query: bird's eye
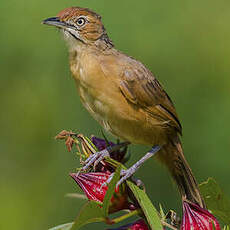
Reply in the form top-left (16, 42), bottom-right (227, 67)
top-left (76, 17), bottom-right (86, 26)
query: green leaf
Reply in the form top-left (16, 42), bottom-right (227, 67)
top-left (70, 201), bottom-right (105, 230)
top-left (102, 165), bottom-right (121, 217)
top-left (199, 178), bottom-right (230, 225)
top-left (127, 181), bottom-right (163, 230)
top-left (49, 223), bottom-right (73, 230)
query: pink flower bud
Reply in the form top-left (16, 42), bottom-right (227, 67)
top-left (181, 201), bottom-right (221, 230)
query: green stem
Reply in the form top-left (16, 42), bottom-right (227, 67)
top-left (110, 209), bottom-right (141, 224)
top-left (161, 221), bottom-right (178, 230)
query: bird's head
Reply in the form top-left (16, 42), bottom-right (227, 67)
top-left (43, 7), bottom-right (113, 48)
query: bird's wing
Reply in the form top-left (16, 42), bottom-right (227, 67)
top-left (119, 61), bottom-right (182, 134)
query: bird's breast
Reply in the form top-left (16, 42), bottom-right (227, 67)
top-left (79, 83), bottom-right (112, 133)
top-left (71, 58), bottom-right (114, 133)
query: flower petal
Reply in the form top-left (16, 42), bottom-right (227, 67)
top-left (91, 136), bottom-right (115, 151)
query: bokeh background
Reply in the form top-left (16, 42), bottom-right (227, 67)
top-left (1, 0), bottom-right (230, 229)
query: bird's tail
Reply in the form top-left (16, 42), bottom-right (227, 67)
top-left (157, 136), bottom-right (205, 208)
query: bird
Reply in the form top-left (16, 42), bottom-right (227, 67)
top-left (43, 7), bottom-right (205, 208)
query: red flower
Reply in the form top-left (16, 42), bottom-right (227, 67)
top-left (70, 172), bottom-right (111, 203)
top-left (107, 219), bottom-right (149, 230)
top-left (70, 172), bottom-right (130, 213)
top-left (181, 201), bottom-right (221, 230)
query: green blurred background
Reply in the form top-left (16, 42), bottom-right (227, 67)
top-left (1, 0), bottom-right (230, 229)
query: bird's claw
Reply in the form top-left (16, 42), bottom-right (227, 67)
top-left (82, 148), bottom-right (110, 171)
top-left (82, 142), bottom-right (130, 171)
top-left (93, 150), bottom-right (110, 170)
top-left (116, 168), bottom-right (136, 187)
top-left (100, 172), bottom-right (114, 190)
top-left (100, 168), bottom-right (137, 189)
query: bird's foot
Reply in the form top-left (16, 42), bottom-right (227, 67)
top-left (82, 148), bottom-right (110, 171)
top-left (116, 167), bottom-right (148, 188)
top-left (102, 145), bottom-right (161, 188)
top-left (101, 169), bottom-right (145, 190)
top-left (117, 145), bottom-right (161, 186)
top-left (82, 142), bottom-right (130, 171)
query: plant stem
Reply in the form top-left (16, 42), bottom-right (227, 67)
top-left (161, 220), bottom-right (178, 230)
top-left (109, 209), bottom-right (141, 224)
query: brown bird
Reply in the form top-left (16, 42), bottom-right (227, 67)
top-left (43, 7), bottom-right (205, 208)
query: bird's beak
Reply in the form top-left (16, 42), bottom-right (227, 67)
top-left (42, 16), bottom-right (82, 42)
top-left (42, 17), bottom-right (71, 29)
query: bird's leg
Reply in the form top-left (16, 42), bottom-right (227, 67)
top-left (116, 145), bottom-right (161, 187)
top-left (82, 141), bottom-right (130, 170)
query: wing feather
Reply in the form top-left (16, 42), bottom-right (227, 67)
top-left (120, 64), bottom-right (182, 134)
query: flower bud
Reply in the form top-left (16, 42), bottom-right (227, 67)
top-left (181, 201), bottom-right (220, 230)
top-left (70, 172), bottom-right (129, 213)
top-left (70, 172), bottom-right (110, 203)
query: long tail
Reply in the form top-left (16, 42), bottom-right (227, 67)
top-left (157, 136), bottom-right (205, 208)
